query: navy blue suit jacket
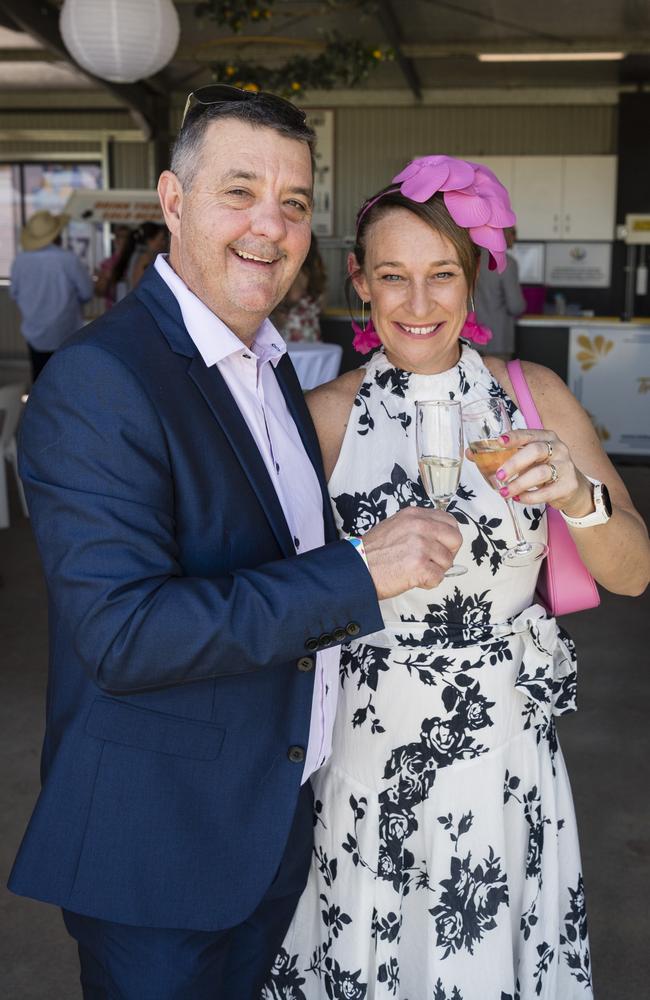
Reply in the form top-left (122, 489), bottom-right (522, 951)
top-left (9, 267), bottom-right (383, 930)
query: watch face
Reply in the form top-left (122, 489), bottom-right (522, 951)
top-left (601, 483), bottom-right (613, 517)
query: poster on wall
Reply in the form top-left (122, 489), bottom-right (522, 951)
top-left (305, 110), bottom-right (334, 237)
top-left (568, 326), bottom-right (650, 455)
top-left (545, 242), bottom-right (611, 287)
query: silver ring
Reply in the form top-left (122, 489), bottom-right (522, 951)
top-left (548, 463), bottom-right (559, 484)
top-left (545, 441), bottom-right (554, 460)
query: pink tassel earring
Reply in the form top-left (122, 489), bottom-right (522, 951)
top-left (461, 295), bottom-right (493, 345)
top-left (351, 300), bottom-right (381, 354)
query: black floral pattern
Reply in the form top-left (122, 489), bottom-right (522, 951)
top-left (560, 877), bottom-right (592, 990)
top-left (264, 346), bottom-right (591, 999)
top-left (430, 847), bottom-right (509, 956)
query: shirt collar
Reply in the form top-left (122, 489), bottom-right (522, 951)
top-left (154, 254), bottom-right (286, 368)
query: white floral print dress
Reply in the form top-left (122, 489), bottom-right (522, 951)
top-left (263, 345), bottom-right (593, 1000)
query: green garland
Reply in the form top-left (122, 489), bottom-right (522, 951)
top-left (211, 36), bottom-right (392, 96)
top-left (194, 1), bottom-right (276, 33)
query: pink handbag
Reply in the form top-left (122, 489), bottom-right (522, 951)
top-left (506, 360), bottom-right (600, 616)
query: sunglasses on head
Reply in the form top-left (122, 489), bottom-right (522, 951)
top-left (181, 84), bottom-right (307, 129)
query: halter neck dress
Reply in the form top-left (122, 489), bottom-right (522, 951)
top-left (263, 345), bottom-right (593, 1000)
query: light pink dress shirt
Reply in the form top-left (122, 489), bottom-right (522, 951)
top-left (154, 255), bottom-right (339, 781)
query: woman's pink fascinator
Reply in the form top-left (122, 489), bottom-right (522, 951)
top-left (351, 154), bottom-right (515, 352)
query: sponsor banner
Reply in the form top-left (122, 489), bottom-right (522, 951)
top-left (568, 326), bottom-right (650, 455)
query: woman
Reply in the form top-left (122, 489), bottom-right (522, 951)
top-left (127, 221), bottom-right (168, 289)
top-left (94, 225), bottom-right (136, 308)
top-left (272, 232), bottom-right (327, 342)
top-left (263, 156), bottom-right (649, 999)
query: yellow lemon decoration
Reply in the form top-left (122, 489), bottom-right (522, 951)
top-left (291, 81), bottom-right (301, 91)
top-left (576, 334), bottom-right (614, 372)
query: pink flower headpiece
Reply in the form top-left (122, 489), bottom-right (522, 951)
top-left (352, 154), bottom-right (514, 353)
top-left (356, 154), bottom-right (516, 274)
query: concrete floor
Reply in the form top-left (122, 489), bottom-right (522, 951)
top-left (1, 455), bottom-right (648, 999)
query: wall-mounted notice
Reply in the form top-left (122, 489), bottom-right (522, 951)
top-left (568, 325), bottom-right (650, 455)
top-left (305, 110), bottom-right (334, 237)
top-left (545, 242), bottom-right (611, 287)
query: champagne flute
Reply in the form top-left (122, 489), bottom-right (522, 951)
top-left (415, 399), bottom-right (467, 577)
top-left (462, 397), bottom-right (548, 567)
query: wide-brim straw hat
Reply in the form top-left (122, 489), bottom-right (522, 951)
top-left (20, 210), bottom-right (70, 251)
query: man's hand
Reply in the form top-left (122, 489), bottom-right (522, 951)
top-left (362, 507), bottom-right (462, 600)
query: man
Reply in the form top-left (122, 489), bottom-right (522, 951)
top-left (9, 87), bottom-right (461, 998)
top-left (10, 210), bottom-right (94, 380)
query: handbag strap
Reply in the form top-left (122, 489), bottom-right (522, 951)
top-left (506, 359), bottom-right (543, 430)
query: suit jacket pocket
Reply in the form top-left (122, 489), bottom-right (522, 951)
top-left (85, 698), bottom-right (225, 760)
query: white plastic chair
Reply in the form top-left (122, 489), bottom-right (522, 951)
top-left (0, 383), bottom-right (29, 529)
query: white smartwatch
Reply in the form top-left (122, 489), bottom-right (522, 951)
top-left (560, 476), bottom-right (612, 528)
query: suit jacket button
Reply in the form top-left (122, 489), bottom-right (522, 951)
top-left (318, 632), bottom-right (333, 648)
top-left (288, 746), bottom-right (305, 764)
top-left (305, 637), bottom-right (319, 652)
top-left (345, 621), bottom-right (361, 637)
top-left (333, 627), bottom-right (347, 642)
top-left (297, 656), bottom-right (315, 672)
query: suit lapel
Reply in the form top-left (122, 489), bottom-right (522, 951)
top-left (273, 354), bottom-right (338, 542)
top-left (136, 269), bottom-right (297, 558)
top-left (188, 357), bottom-right (296, 558)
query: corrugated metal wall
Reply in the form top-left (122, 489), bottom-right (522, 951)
top-left (110, 141), bottom-right (153, 188)
top-left (334, 104), bottom-right (617, 235)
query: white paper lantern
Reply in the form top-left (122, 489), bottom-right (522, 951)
top-left (60, 0), bottom-right (180, 83)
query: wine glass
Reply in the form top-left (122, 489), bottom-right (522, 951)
top-left (415, 399), bottom-right (467, 577)
top-left (462, 397), bottom-right (548, 567)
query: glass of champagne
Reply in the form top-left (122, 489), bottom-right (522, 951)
top-left (462, 396), bottom-right (548, 567)
top-left (415, 399), bottom-right (467, 577)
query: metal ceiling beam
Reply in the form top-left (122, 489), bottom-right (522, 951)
top-left (0, 0), bottom-right (167, 139)
top-left (402, 38), bottom-right (650, 58)
top-left (0, 48), bottom-right (56, 61)
top-left (375, 0), bottom-right (422, 101)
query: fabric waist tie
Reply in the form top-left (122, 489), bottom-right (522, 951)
top-left (358, 604), bottom-right (577, 719)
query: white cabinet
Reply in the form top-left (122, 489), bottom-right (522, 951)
top-left (511, 158), bottom-right (565, 239)
top-left (464, 155), bottom-right (617, 241)
top-left (561, 157), bottom-right (617, 240)
top-left (511, 156), bottom-right (617, 241)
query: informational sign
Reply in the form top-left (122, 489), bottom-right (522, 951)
top-left (545, 242), bottom-right (611, 288)
top-left (62, 189), bottom-right (164, 225)
top-left (510, 242), bottom-right (545, 283)
top-left (305, 110), bottom-right (334, 237)
top-left (568, 325), bottom-right (650, 455)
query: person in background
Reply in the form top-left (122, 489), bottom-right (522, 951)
top-left (474, 224), bottom-right (526, 359)
top-left (271, 232), bottom-right (326, 342)
top-left (94, 225), bottom-right (137, 309)
top-left (10, 210), bottom-right (93, 381)
top-left (128, 221), bottom-right (168, 289)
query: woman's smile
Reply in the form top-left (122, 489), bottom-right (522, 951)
top-left (393, 320), bottom-right (446, 338)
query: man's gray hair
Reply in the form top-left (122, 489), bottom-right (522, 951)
top-left (170, 99), bottom-right (316, 191)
